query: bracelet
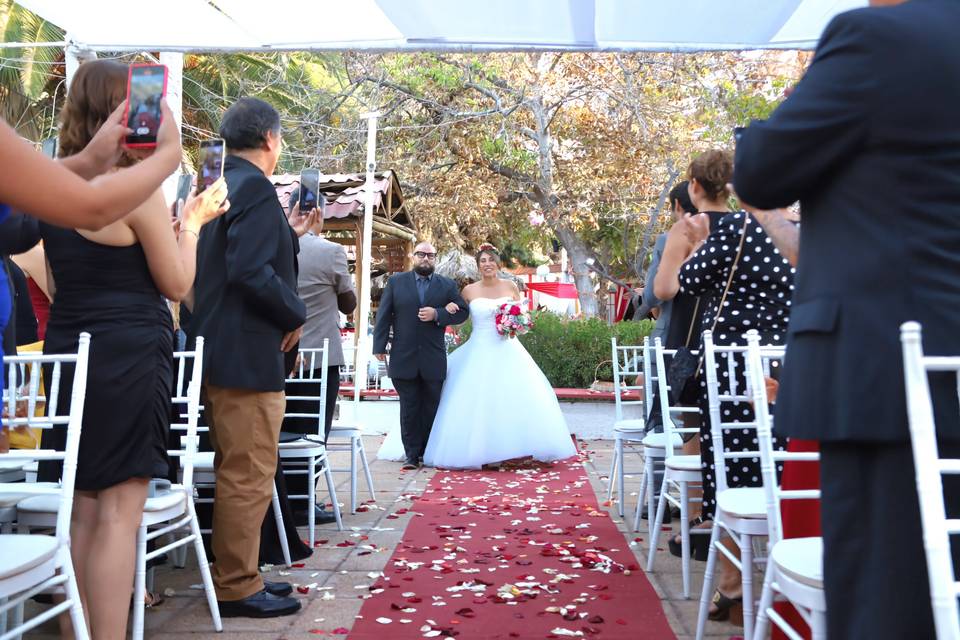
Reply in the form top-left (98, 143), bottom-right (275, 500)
top-left (182, 229), bottom-right (200, 240)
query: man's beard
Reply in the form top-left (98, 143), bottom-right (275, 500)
top-left (414, 264), bottom-right (434, 277)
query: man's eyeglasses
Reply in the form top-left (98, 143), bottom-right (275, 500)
top-left (413, 251), bottom-right (437, 259)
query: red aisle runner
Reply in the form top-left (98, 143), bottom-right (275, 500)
top-left (348, 457), bottom-right (676, 639)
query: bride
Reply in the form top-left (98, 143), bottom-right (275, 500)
top-left (378, 243), bottom-right (577, 469)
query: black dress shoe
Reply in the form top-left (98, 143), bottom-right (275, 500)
top-left (401, 458), bottom-right (419, 470)
top-left (313, 505), bottom-right (338, 525)
top-left (263, 581), bottom-right (293, 597)
top-left (294, 505), bottom-right (339, 526)
top-left (218, 589), bottom-right (301, 618)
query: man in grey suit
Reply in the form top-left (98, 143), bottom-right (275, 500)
top-left (282, 189), bottom-right (357, 524)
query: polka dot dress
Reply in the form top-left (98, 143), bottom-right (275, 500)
top-left (679, 211), bottom-right (796, 519)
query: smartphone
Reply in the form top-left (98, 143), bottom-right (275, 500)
top-left (40, 136), bottom-right (58, 159)
top-left (299, 168), bottom-right (321, 215)
top-left (174, 173), bottom-right (194, 217)
top-left (123, 64), bottom-right (168, 148)
top-left (196, 138), bottom-right (225, 194)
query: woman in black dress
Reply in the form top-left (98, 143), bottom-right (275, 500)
top-left (40, 60), bottom-right (227, 640)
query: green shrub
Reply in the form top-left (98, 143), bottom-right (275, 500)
top-left (452, 312), bottom-right (654, 388)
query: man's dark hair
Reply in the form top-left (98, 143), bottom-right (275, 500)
top-left (219, 97), bottom-right (281, 152)
top-left (669, 180), bottom-right (697, 215)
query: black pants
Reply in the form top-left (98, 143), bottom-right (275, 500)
top-left (392, 375), bottom-right (443, 461)
top-left (281, 365), bottom-right (340, 442)
top-left (820, 440), bottom-right (960, 639)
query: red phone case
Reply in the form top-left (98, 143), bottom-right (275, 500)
top-left (123, 63), bottom-right (169, 149)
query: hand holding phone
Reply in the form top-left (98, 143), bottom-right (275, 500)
top-left (123, 64), bottom-right (168, 148)
top-left (197, 139), bottom-right (225, 194)
top-left (299, 168), bottom-right (321, 215)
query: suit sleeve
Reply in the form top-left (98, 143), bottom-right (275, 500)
top-left (224, 183), bottom-right (305, 332)
top-left (642, 234), bottom-right (667, 309)
top-left (373, 275), bottom-right (395, 354)
top-left (333, 246), bottom-right (354, 294)
top-left (435, 281), bottom-right (469, 327)
top-left (733, 11), bottom-right (877, 209)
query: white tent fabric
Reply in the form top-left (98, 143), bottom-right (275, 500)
top-left (17, 0), bottom-right (865, 53)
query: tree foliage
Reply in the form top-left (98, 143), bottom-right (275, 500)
top-left (0, 3), bottom-right (807, 315)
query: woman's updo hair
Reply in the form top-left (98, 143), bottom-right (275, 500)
top-left (476, 242), bottom-right (501, 265)
top-left (688, 149), bottom-right (733, 201)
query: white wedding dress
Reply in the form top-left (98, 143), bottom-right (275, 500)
top-left (377, 297), bottom-right (577, 468)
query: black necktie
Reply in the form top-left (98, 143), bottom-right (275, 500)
top-left (417, 276), bottom-right (428, 306)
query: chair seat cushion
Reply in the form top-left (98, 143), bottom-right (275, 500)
top-left (192, 452), bottom-right (214, 470)
top-left (613, 419), bottom-right (646, 431)
top-left (0, 534), bottom-right (57, 579)
top-left (144, 486), bottom-right (186, 512)
top-left (0, 482), bottom-right (59, 507)
top-left (716, 487), bottom-right (766, 519)
top-left (664, 454), bottom-right (701, 471)
top-left (15, 493), bottom-right (58, 514)
top-left (642, 432), bottom-right (684, 449)
top-left (772, 537), bottom-right (824, 589)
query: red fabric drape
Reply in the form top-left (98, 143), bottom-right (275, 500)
top-left (526, 281), bottom-right (579, 299)
top-left (772, 439), bottom-right (821, 640)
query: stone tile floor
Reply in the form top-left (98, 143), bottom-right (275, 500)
top-left (22, 437), bottom-right (743, 640)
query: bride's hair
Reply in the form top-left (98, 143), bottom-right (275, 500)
top-left (476, 242), bottom-right (500, 265)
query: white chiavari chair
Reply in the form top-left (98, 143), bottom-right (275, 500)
top-left (608, 337), bottom-right (648, 520)
top-left (0, 334), bottom-right (91, 640)
top-left (646, 337), bottom-right (705, 599)
top-left (280, 342), bottom-right (344, 544)
top-left (900, 321), bottom-right (960, 639)
top-left (695, 331), bottom-right (785, 640)
top-left (745, 332), bottom-right (824, 640)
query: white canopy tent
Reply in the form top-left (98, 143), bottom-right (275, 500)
top-left (9, 0), bottom-right (865, 393)
top-left (15, 0), bottom-right (865, 52)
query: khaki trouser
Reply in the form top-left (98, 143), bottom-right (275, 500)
top-left (203, 384), bottom-right (285, 601)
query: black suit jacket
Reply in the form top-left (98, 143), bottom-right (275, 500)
top-left (372, 271), bottom-right (468, 381)
top-left (734, 0), bottom-right (960, 442)
top-left (189, 155), bottom-right (306, 392)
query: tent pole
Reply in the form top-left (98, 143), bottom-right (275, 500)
top-left (354, 112), bottom-right (380, 402)
top-left (64, 35), bottom-right (96, 92)
top-left (159, 52), bottom-right (184, 205)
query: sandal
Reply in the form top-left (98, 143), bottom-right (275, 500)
top-left (132, 591), bottom-right (165, 610)
top-left (707, 589), bottom-right (742, 622)
top-left (667, 516), bottom-right (711, 561)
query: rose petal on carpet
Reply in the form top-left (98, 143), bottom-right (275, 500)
top-left (347, 457), bottom-right (676, 639)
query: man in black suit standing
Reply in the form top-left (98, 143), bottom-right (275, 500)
top-left (373, 242), bottom-right (469, 469)
top-left (190, 97), bottom-right (316, 619)
top-left (733, 1), bottom-right (960, 637)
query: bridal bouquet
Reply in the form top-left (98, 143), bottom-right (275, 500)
top-left (495, 302), bottom-right (533, 339)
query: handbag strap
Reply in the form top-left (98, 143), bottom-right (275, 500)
top-left (706, 212), bottom-right (751, 338)
top-left (683, 297), bottom-right (701, 349)
top-left (693, 212), bottom-right (751, 374)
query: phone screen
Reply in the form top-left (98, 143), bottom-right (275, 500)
top-left (125, 65), bottom-right (166, 147)
top-left (197, 139), bottom-right (225, 193)
top-left (175, 174), bottom-right (193, 217)
top-left (299, 168), bottom-right (320, 214)
top-left (41, 137), bottom-right (58, 159)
